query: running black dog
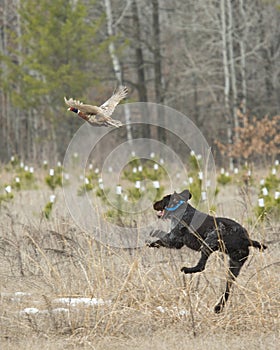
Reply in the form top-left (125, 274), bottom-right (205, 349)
top-left (148, 189), bottom-right (267, 313)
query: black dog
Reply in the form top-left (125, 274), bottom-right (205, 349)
top-left (148, 189), bottom-right (267, 313)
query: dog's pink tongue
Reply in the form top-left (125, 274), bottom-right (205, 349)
top-left (157, 210), bottom-right (164, 217)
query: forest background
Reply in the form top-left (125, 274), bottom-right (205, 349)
top-left (0, 0), bottom-right (279, 166)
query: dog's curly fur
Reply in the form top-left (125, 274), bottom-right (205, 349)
top-left (148, 189), bottom-right (267, 313)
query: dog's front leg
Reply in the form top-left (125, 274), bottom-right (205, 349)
top-left (181, 250), bottom-right (209, 273)
top-left (181, 230), bottom-right (219, 274)
top-left (147, 230), bottom-right (184, 249)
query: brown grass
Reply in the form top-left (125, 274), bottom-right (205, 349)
top-left (0, 187), bottom-right (279, 349)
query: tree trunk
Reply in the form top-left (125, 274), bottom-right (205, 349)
top-left (131, 0), bottom-right (148, 103)
top-left (257, 2), bottom-right (274, 107)
top-left (103, 0), bottom-right (132, 143)
top-left (152, 0), bottom-right (163, 105)
top-left (220, 0), bottom-right (233, 169)
top-left (238, 0), bottom-right (247, 115)
top-left (131, 0), bottom-right (150, 140)
top-left (151, 0), bottom-right (165, 142)
top-left (14, 0), bottom-right (22, 156)
top-left (227, 0), bottom-right (238, 141)
top-left (1, 0), bottom-right (11, 159)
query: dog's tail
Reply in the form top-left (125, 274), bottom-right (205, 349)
top-left (251, 240), bottom-right (267, 251)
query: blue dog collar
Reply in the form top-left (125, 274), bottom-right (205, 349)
top-left (165, 200), bottom-right (185, 212)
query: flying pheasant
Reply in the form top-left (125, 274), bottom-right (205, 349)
top-left (64, 86), bottom-right (128, 127)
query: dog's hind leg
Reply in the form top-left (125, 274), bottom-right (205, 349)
top-left (214, 253), bottom-right (248, 313)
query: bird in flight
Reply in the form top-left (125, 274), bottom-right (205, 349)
top-left (64, 86), bottom-right (128, 127)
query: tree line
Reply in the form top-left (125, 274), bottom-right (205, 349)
top-left (0, 0), bottom-right (279, 165)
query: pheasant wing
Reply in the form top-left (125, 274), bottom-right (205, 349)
top-left (99, 86), bottom-right (128, 117)
top-left (89, 113), bottom-right (123, 128)
top-left (104, 117), bottom-right (123, 127)
top-left (64, 97), bottom-right (83, 108)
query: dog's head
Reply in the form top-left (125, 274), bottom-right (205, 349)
top-left (153, 189), bottom-right (192, 219)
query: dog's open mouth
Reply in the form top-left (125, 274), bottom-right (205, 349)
top-left (157, 210), bottom-right (165, 218)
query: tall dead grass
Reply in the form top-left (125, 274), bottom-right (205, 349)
top-left (0, 188), bottom-right (279, 349)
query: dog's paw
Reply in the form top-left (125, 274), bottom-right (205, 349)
top-left (146, 240), bottom-right (161, 248)
top-left (181, 266), bottom-right (191, 274)
top-left (214, 304), bottom-right (223, 314)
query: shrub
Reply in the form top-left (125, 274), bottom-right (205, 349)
top-left (45, 167), bottom-right (63, 190)
top-left (216, 111), bottom-right (280, 164)
top-left (217, 173), bottom-right (232, 186)
top-left (255, 170), bottom-right (280, 221)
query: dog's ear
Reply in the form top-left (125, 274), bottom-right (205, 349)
top-left (179, 189), bottom-right (192, 200)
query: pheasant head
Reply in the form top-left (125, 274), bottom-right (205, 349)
top-left (68, 107), bottom-right (79, 113)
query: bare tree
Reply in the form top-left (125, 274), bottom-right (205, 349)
top-left (220, 0), bottom-right (233, 168)
top-left (103, 0), bottom-right (132, 142)
top-left (1, 0), bottom-right (280, 164)
top-left (227, 0), bottom-right (238, 140)
top-left (238, 0), bottom-right (247, 115)
top-left (0, 0), bottom-right (11, 159)
top-left (0, 0), bottom-right (25, 160)
top-left (131, 0), bottom-right (148, 103)
top-left (151, 0), bottom-right (166, 142)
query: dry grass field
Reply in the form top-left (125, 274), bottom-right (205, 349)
top-left (0, 174), bottom-right (279, 349)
